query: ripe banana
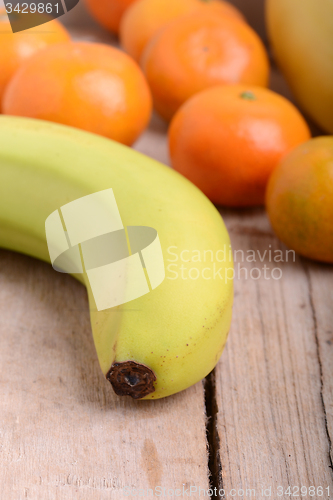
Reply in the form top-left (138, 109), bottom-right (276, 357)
top-left (0, 116), bottom-right (233, 399)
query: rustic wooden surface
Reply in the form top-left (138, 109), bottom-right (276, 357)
top-left (216, 211), bottom-right (333, 497)
top-left (0, 1), bottom-right (332, 499)
top-left (0, 251), bottom-right (210, 499)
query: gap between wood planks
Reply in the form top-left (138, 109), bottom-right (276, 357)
top-left (203, 265), bottom-right (333, 500)
top-left (304, 265), bottom-right (333, 472)
top-left (204, 370), bottom-right (223, 499)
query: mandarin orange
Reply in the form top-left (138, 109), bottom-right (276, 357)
top-left (120, 0), bottom-right (245, 62)
top-left (142, 12), bottom-right (269, 121)
top-left (169, 85), bottom-right (311, 206)
top-left (3, 42), bottom-right (152, 146)
top-left (0, 9), bottom-right (70, 109)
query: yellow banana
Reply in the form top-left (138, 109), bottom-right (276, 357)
top-left (0, 116), bottom-right (233, 399)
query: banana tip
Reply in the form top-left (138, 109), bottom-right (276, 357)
top-left (107, 361), bottom-right (156, 399)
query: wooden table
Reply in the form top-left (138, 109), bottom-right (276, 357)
top-left (0, 1), bottom-right (332, 498)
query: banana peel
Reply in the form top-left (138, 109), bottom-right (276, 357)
top-left (0, 116), bottom-right (233, 400)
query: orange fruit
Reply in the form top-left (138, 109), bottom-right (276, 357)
top-left (142, 12), bottom-right (269, 121)
top-left (120, 0), bottom-right (245, 63)
top-left (3, 42), bottom-right (152, 146)
top-left (266, 136), bottom-right (333, 263)
top-left (85, 0), bottom-right (136, 34)
top-left (0, 9), bottom-right (70, 109)
top-left (169, 85), bottom-right (311, 207)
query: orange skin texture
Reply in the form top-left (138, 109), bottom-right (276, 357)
top-left (142, 13), bottom-right (269, 121)
top-left (120, 0), bottom-right (245, 63)
top-left (266, 136), bottom-right (333, 264)
top-left (84, 0), bottom-right (136, 34)
top-left (3, 42), bottom-right (152, 146)
top-left (169, 85), bottom-right (311, 207)
top-left (0, 9), bottom-right (70, 108)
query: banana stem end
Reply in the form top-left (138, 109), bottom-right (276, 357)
top-left (107, 361), bottom-right (156, 399)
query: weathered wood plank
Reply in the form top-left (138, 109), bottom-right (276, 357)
top-left (0, 250), bottom-right (209, 499)
top-left (306, 264), bottom-right (333, 467)
top-left (214, 209), bottom-right (333, 498)
top-left (0, 7), bottom-right (210, 495)
top-left (1, 0), bottom-right (332, 498)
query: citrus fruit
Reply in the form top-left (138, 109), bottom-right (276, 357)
top-left (142, 12), bottom-right (269, 121)
top-left (169, 84), bottom-right (311, 206)
top-left (120, 0), bottom-right (245, 63)
top-left (0, 9), bottom-right (70, 109)
top-left (3, 42), bottom-right (152, 146)
top-left (266, 136), bottom-right (333, 263)
top-left (85, 0), bottom-right (136, 34)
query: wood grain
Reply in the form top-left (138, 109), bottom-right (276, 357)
top-left (214, 210), bottom-right (333, 497)
top-left (0, 250), bottom-right (210, 499)
top-left (0, 11), bottom-right (209, 491)
top-left (0, 0), bottom-right (332, 498)
top-left (306, 264), bottom-right (333, 467)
